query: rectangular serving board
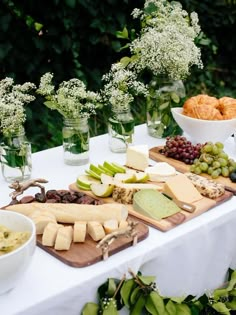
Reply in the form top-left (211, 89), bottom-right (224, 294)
top-left (36, 219), bottom-right (149, 268)
top-left (149, 146), bottom-right (236, 194)
top-left (69, 182), bottom-right (233, 232)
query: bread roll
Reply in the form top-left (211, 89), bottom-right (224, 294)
top-left (42, 223), bottom-right (63, 247)
top-left (29, 211), bottom-right (57, 235)
top-left (54, 226), bottom-right (73, 250)
top-left (87, 222), bottom-right (105, 241)
top-left (73, 221), bottom-right (87, 243)
top-left (5, 203), bottom-right (128, 223)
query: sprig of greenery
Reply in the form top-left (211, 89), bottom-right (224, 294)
top-left (81, 268), bottom-right (236, 315)
top-left (37, 72), bottom-right (102, 119)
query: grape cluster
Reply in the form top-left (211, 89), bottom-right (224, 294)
top-left (190, 142), bottom-right (236, 179)
top-left (160, 136), bottom-right (202, 164)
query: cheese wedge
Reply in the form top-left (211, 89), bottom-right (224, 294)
top-left (87, 222), bottom-right (105, 241)
top-left (126, 145), bottom-right (149, 171)
top-left (133, 189), bottom-right (181, 220)
top-left (163, 173), bottom-right (203, 204)
top-left (73, 221), bottom-right (87, 243)
top-left (54, 226), bottom-right (73, 250)
top-left (42, 223), bottom-right (63, 247)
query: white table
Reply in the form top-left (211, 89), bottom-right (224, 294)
top-left (1, 124), bottom-right (236, 315)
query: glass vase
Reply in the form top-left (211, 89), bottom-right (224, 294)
top-left (108, 106), bottom-right (135, 153)
top-left (0, 128), bottom-right (32, 182)
top-left (146, 75), bottom-right (186, 138)
top-left (62, 117), bottom-right (89, 166)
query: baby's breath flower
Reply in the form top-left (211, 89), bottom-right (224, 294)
top-left (0, 77), bottom-right (36, 137)
top-left (37, 73), bottom-right (101, 119)
top-left (129, 0), bottom-right (203, 80)
top-left (102, 63), bottom-right (148, 111)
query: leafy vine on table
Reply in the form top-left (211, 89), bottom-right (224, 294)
top-left (81, 268), bottom-right (236, 315)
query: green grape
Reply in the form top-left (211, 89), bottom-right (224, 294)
top-left (202, 143), bottom-right (213, 153)
top-left (218, 158), bottom-right (228, 167)
top-left (221, 167), bottom-right (229, 177)
top-left (190, 165), bottom-right (196, 172)
top-left (215, 142), bottom-right (224, 149)
top-left (207, 167), bottom-right (214, 175)
top-left (200, 162), bottom-right (208, 172)
top-left (229, 165), bottom-right (235, 173)
top-left (228, 158), bottom-right (236, 167)
top-left (193, 158), bottom-right (200, 164)
top-left (193, 166), bottom-right (202, 175)
top-left (211, 169), bottom-right (221, 179)
top-left (219, 151), bottom-right (229, 160)
top-left (212, 145), bottom-right (219, 155)
top-left (212, 161), bottom-right (221, 169)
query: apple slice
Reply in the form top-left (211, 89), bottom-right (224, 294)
top-left (90, 164), bottom-right (103, 176)
top-left (111, 162), bottom-right (126, 173)
top-left (76, 182), bottom-right (92, 191)
top-left (114, 173), bottom-right (137, 183)
top-left (98, 164), bottom-right (114, 176)
top-left (85, 169), bottom-right (101, 180)
top-left (90, 183), bottom-right (114, 198)
top-left (135, 172), bottom-right (149, 183)
top-left (100, 173), bottom-right (115, 185)
top-left (77, 174), bottom-right (100, 189)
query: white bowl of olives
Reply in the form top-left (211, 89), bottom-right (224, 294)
top-left (0, 210), bottom-right (36, 295)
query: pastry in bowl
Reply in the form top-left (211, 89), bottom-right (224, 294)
top-left (182, 94), bottom-right (236, 120)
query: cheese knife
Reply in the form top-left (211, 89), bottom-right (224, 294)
top-left (162, 193), bottom-right (196, 213)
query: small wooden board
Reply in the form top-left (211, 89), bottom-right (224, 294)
top-left (69, 183), bottom-right (233, 232)
top-left (149, 146), bottom-right (236, 194)
top-left (37, 221), bottom-right (149, 267)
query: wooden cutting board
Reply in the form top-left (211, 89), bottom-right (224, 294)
top-left (149, 146), bottom-right (236, 194)
top-left (37, 220), bottom-right (148, 267)
top-left (69, 183), bottom-right (233, 232)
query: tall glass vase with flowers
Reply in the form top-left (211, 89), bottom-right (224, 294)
top-left (0, 78), bottom-right (36, 182)
top-left (102, 63), bottom-right (148, 153)
top-left (118, 0), bottom-right (203, 138)
top-left (37, 73), bottom-right (101, 165)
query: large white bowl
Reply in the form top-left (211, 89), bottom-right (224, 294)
top-left (0, 210), bottom-right (36, 295)
top-left (171, 107), bottom-right (236, 143)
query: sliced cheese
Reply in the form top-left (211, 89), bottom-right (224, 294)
top-left (133, 189), bottom-right (181, 220)
top-left (163, 173), bottom-right (203, 204)
top-left (42, 223), bottom-right (63, 247)
top-left (73, 221), bottom-right (87, 243)
top-left (126, 145), bottom-right (149, 171)
top-left (87, 222), bottom-right (105, 241)
top-left (54, 226), bottom-right (73, 250)
top-left (103, 219), bottom-right (119, 234)
top-left (112, 183), bottom-right (162, 204)
top-left (31, 215), bottom-right (57, 235)
top-left (145, 162), bottom-right (176, 182)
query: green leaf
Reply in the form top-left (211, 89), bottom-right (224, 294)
top-left (226, 270), bottom-right (236, 291)
top-left (130, 295), bottom-right (146, 315)
top-left (102, 298), bottom-right (119, 315)
top-left (120, 56), bottom-right (131, 67)
top-left (226, 299), bottom-right (236, 310)
top-left (213, 288), bottom-right (229, 301)
top-left (159, 101), bottom-right (169, 111)
top-left (120, 279), bottom-right (136, 308)
top-left (212, 302), bottom-right (231, 315)
top-left (165, 300), bottom-right (176, 315)
top-left (107, 278), bottom-right (117, 296)
top-left (138, 275), bottom-right (156, 286)
top-left (175, 304), bottom-right (192, 315)
top-left (130, 286), bottom-right (141, 305)
top-left (81, 302), bottom-right (99, 315)
top-left (171, 93), bottom-right (180, 103)
top-left (34, 22), bottom-right (43, 31)
top-left (116, 27), bottom-right (129, 39)
top-left (145, 291), bottom-right (165, 315)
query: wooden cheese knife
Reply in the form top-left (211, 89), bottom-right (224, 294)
top-left (162, 193), bottom-right (196, 213)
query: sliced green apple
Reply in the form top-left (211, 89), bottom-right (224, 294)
top-left (111, 162), bottom-right (126, 173)
top-left (76, 174), bottom-right (100, 189)
top-left (90, 164), bottom-right (103, 176)
top-left (76, 182), bottom-right (92, 191)
top-left (98, 164), bottom-right (114, 176)
top-left (90, 183), bottom-right (114, 197)
top-left (85, 169), bottom-right (101, 180)
top-left (100, 173), bottom-right (114, 185)
top-left (135, 172), bottom-right (149, 183)
top-left (114, 173), bottom-right (137, 183)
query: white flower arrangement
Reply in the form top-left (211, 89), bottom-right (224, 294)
top-left (0, 77), bottom-right (36, 137)
top-left (127, 0), bottom-right (203, 80)
top-left (102, 62), bottom-right (148, 111)
top-left (37, 72), bottom-right (101, 119)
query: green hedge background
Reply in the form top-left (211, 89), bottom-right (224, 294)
top-left (1, 0), bottom-right (236, 152)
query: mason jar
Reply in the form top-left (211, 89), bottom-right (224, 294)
top-left (62, 117), bottom-right (89, 165)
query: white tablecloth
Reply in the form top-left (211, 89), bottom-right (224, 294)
top-left (1, 124), bottom-right (236, 315)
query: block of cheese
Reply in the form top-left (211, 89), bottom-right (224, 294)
top-left (103, 219), bottom-right (119, 234)
top-left (145, 162), bottom-right (176, 182)
top-left (54, 226), bottom-right (73, 250)
top-left (42, 223), bottom-right (63, 247)
top-left (73, 221), bottom-right (87, 243)
top-left (112, 183), bottom-right (162, 204)
top-left (126, 145), bottom-right (149, 171)
top-left (133, 189), bottom-right (181, 220)
top-left (87, 222), bottom-right (105, 241)
top-left (163, 173), bottom-right (203, 204)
